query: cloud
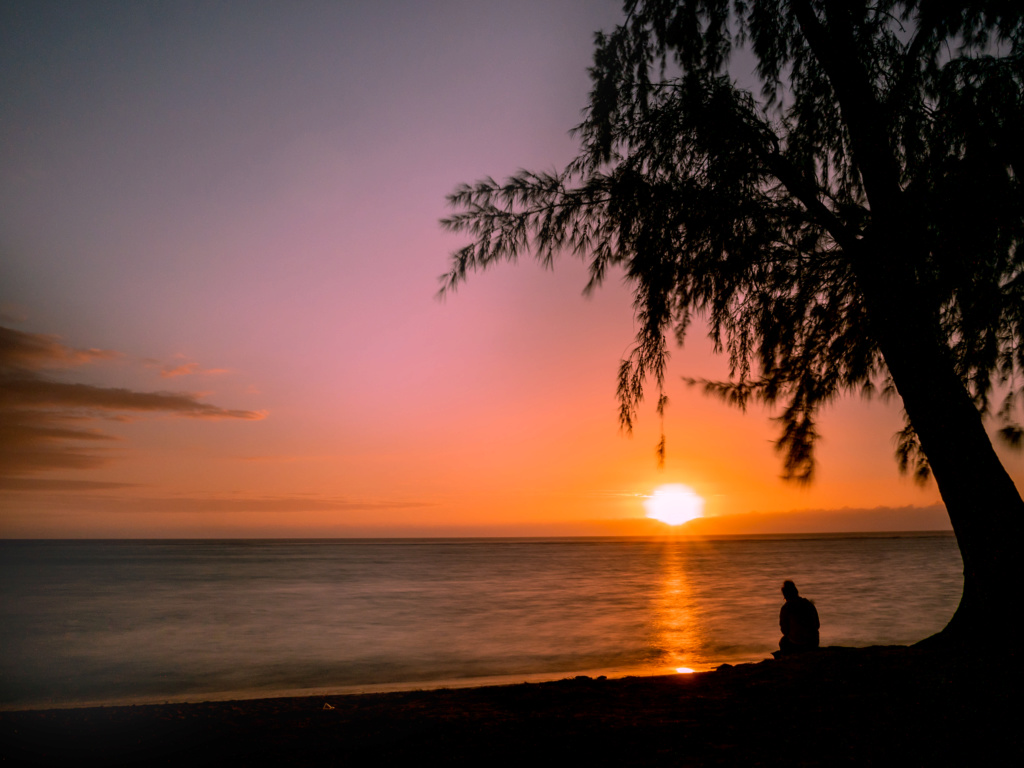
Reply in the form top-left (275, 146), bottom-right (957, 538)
top-left (2, 490), bottom-right (434, 513)
top-left (160, 362), bottom-right (231, 378)
top-left (0, 325), bottom-right (265, 484)
top-left (0, 378), bottom-right (265, 419)
top-left (0, 410), bottom-right (116, 474)
top-left (0, 325), bottom-right (119, 371)
top-left (148, 355), bottom-right (230, 378)
top-left (0, 477), bottom-right (139, 491)
top-left (127, 495), bottom-right (433, 514)
top-left (158, 361), bottom-right (200, 378)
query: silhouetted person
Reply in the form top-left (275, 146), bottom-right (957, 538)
top-left (776, 580), bottom-right (819, 655)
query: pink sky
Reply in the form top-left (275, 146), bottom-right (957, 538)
top-left (1, 1), bottom-right (1018, 537)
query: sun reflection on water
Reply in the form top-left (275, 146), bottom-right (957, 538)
top-left (653, 540), bottom-right (711, 673)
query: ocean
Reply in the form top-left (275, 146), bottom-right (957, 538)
top-left (0, 533), bottom-right (962, 710)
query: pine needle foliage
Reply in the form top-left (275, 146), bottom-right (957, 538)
top-left (441, 1), bottom-right (1024, 482)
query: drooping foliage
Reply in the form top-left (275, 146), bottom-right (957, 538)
top-left (441, 0), bottom-right (1024, 481)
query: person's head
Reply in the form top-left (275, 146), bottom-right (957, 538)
top-left (781, 580), bottom-right (799, 600)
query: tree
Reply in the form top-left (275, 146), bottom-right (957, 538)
top-left (441, 0), bottom-right (1023, 644)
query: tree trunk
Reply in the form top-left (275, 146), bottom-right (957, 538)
top-left (855, 239), bottom-right (1024, 645)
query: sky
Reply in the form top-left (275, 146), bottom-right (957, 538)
top-left (1, 0), bottom-right (1019, 538)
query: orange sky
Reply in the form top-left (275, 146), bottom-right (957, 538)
top-left (2, 2), bottom-right (1020, 538)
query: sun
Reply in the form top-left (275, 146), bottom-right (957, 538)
top-left (644, 484), bottom-right (705, 526)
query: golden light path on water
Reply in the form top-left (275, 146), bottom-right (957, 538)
top-left (653, 538), bottom-right (709, 675)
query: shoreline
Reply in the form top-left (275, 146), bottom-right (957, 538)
top-left (0, 662), bottom-right (719, 713)
top-left (2, 644), bottom-right (1019, 766)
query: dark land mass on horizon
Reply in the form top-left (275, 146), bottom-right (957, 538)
top-left (2, 645), bottom-right (1018, 766)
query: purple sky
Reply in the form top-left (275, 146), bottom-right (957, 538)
top-left (2, 1), bottom-right (1013, 537)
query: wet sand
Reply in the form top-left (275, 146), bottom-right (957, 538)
top-left (1, 645), bottom-right (1018, 766)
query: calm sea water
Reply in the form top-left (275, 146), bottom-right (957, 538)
top-left (0, 533), bottom-right (962, 709)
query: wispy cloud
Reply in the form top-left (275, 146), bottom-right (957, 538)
top-left (0, 410), bottom-right (116, 474)
top-left (146, 355), bottom-right (230, 379)
top-left (1, 378), bottom-right (264, 419)
top-left (4, 489), bottom-right (434, 513)
top-left (0, 477), bottom-right (139, 492)
top-left (0, 325), bottom-right (120, 371)
top-left (0, 325), bottom-right (265, 484)
top-left (111, 495), bottom-right (434, 514)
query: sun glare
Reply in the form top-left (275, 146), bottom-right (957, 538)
top-left (644, 484), bottom-right (705, 526)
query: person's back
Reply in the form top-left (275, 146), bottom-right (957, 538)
top-left (777, 580), bottom-right (819, 654)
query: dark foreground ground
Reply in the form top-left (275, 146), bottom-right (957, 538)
top-left (1, 645), bottom-right (1019, 767)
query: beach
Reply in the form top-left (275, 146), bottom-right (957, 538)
top-left (2, 644), bottom-right (1018, 766)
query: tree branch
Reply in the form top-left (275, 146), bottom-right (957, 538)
top-left (790, 0), bottom-right (904, 211)
top-left (759, 149), bottom-right (861, 251)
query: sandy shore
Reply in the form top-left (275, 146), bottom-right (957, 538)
top-left (2, 645), bottom-right (1019, 766)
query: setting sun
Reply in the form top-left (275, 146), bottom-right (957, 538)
top-left (644, 484), bottom-right (706, 526)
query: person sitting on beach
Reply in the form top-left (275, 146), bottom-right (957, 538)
top-left (776, 580), bottom-right (819, 655)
